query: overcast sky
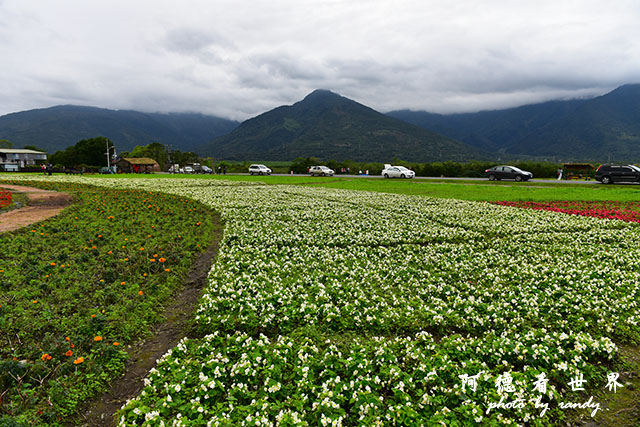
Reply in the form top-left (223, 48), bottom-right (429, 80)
top-left (1, 0), bottom-right (639, 120)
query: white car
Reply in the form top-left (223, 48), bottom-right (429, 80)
top-left (381, 164), bottom-right (415, 178)
top-left (249, 164), bottom-right (272, 175)
top-left (183, 166), bottom-right (194, 174)
top-left (309, 165), bottom-right (335, 176)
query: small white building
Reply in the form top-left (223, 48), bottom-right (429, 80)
top-left (0, 148), bottom-right (48, 171)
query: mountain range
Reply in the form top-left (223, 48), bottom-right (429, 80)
top-left (199, 89), bottom-right (486, 162)
top-left (389, 84), bottom-right (640, 161)
top-left (0, 106), bottom-right (239, 154)
top-left (1, 84), bottom-right (639, 161)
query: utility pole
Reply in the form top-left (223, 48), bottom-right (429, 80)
top-left (105, 141), bottom-right (117, 172)
top-left (106, 141), bottom-right (111, 171)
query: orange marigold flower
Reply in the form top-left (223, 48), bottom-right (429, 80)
top-left (158, 257), bottom-right (166, 263)
top-left (73, 357), bottom-right (84, 365)
top-left (65, 336), bottom-right (70, 341)
top-left (91, 314), bottom-right (96, 318)
top-left (140, 247), bottom-right (145, 251)
top-left (138, 290), bottom-right (143, 295)
top-left (50, 262), bottom-right (56, 266)
top-left (113, 342), bottom-right (120, 346)
top-left (41, 353), bottom-right (50, 361)
top-left (149, 258), bottom-right (156, 262)
top-left (94, 336), bottom-right (102, 342)
top-left (32, 300), bottom-right (38, 304)
top-left (164, 268), bottom-right (171, 272)
top-left (65, 350), bottom-right (73, 357)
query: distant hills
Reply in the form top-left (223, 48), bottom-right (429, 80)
top-left (2, 84), bottom-right (640, 162)
top-left (0, 106), bottom-right (239, 154)
top-left (199, 89), bottom-right (486, 162)
top-left (389, 84), bottom-right (640, 161)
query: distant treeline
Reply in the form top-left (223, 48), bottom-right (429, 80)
top-left (17, 135), bottom-right (588, 178)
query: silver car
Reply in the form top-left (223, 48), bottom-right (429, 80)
top-left (309, 165), bottom-right (335, 176)
top-left (381, 165), bottom-right (415, 178)
top-left (249, 164), bottom-right (272, 175)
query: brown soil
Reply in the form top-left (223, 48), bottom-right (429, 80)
top-left (71, 214), bottom-right (223, 427)
top-left (0, 184), bottom-right (74, 233)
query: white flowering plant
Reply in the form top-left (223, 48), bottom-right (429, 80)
top-left (5, 175), bottom-right (635, 426)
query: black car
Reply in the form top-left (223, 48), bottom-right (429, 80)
top-left (595, 164), bottom-right (640, 184)
top-left (485, 165), bottom-right (533, 182)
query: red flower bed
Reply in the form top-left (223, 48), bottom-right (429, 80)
top-left (0, 188), bottom-right (12, 208)
top-left (493, 200), bottom-right (640, 223)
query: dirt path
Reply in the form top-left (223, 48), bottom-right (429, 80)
top-left (0, 184), bottom-right (74, 233)
top-left (72, 214), bottom-right (223, 427)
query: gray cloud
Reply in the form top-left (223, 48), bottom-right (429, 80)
top-left (1, 0), bottom-right (639, 120)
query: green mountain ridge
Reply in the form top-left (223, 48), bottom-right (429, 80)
top-left (389, 84), bottom-right (640, 161)
top-left (200, 89), bottom-right (487, 162)
top-left (510, 84), bottom-right (640, 160)
top-left (0, 105), bottom-right (239, 154)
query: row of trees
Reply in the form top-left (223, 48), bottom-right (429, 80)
top-left (119, 142), bottom-right (200, 170)
top-left (49, 137), bottom-right (115, 168)
top-left (48, 138), bottom-right (202, 171)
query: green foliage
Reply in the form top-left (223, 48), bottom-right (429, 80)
top-left (49, 137), bottom-right (114, 168)
top-left (171, 149), bottom-right (199, 166)
top-left (0, 139), bottom-right (14, 148)
top-left (129, 142), bottom-right (168, 169)
top-left (0, 179), bottom-right (220, 424)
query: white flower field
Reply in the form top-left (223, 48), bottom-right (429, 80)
top-left (10, 176), bottom-right (640, 426)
